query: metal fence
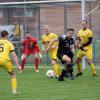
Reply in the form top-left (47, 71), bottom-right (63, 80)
top-left (0, 0), bottom-right (100, 65)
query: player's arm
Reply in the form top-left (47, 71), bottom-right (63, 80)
top-left (11, 51), bottom-right (21, 70)
top-left (81, 37), bottom-right (92, 48)
top-left (10, 43), bottom-right (21, 70)
top-left (42, 42), bottom-right (45, 51)
top-left (21, 39), bottom-right (25, 51)
top-left (41, 42), bottom-right (47, 54)
top-left (70, 44), bottom-right (75, 54)
top-left (33, 38), bottom-right (38, 46)
top-left (50, 34), bottom-right (59, 49)
top-left (46, 37), bottom-right (58, 52)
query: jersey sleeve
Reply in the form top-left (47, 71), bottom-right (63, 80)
top-left (88, 30), bottom-right (93, 37)
top-left (31, 37), bottom-right (37, 45)
top-left (77, 30), bottom-right (80, 37)
top-left (21, 39), bottom-right (26, 46)
top-left (41, 35), bottom-right (44, 42)
top-left (10, 42), bottom-right (15, 52)
top-left (41, 35), bottom-right (45, 43)
top-left (52, 33), bottom-right (58, 38)
top-left (58, 36), bottom-right (62, 42)
top-left (58, 36), bottom-right (64, 45)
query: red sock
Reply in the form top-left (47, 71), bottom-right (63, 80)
top-left (21, 59), bottom-right (26, 70)
top-left (35, 58), bottom-right (39, 69)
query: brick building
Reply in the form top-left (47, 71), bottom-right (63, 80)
top-left (0, 0), bottom-right (100, 38)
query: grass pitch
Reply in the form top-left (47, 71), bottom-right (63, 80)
top-left (0, 64), bottom-right (100, 100)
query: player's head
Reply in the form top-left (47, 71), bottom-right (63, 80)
top-left (43, 25), bottom-right (49, 34)
top-left (66, 28), bottom-right (74, 38)
top-left (25, 32), bottom-right (32, 39)
top-left (52, 59), bottom-right (57, 64)
top-left (81, 20), bottom-right (87, 30)
top-left (0, 30), bottom-right (9, 38)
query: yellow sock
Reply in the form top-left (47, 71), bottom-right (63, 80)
top-left (77, 62), bottom-right (82, 73)
top-left (11, 78), bottom-right (17, 91)
top-left (58, 64), bottom-right (61, 75)
top-left (90, 63), bottom-right (96, 75)
top-left (53, 64), bottom-right (60, 77)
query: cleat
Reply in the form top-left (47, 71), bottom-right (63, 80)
top-left (12, 90), bottom-right (22, 94)
top-left (76, 72), bottom-right (82, 77)
top-left (18, 70), bottom-right (24, 73)
top-left (93, 74), bottom-right (97, 77)
top-left (58, 78), bottom-right (65, 81)
top-left (65, 73), bottom-right (70, 78)
top-left (70, 75), bottom-right (75, 80)
top-left (35, 69), bottom-right (39, 72)
top-left (55, 75), bottom-right (59, 78)
top-left (12, 90), bottom-right (17, 94)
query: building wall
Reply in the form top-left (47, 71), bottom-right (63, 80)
top-left (0, 1), bottom-right (100, 38)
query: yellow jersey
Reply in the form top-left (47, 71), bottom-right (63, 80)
top-left (0, 39), bottom-right (15, 60)
top-left (41, 32), bottom-right (58, 51)
top-left (78, 28), bottom-right (93, 50)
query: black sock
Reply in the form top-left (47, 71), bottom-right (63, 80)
top-left (59, 69), bottom-right (67, 79)
top-left (67, 64), bottom-right (73, 76)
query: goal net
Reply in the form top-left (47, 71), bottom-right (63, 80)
top-left (0, 0), bottom-right (100, 65)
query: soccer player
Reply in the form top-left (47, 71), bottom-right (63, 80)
top-left (41, 25), bottom-right (61, 78)
top-left (47, 28), bottom-right (75, 81)
top-left (75, 20), bottom-right (97, 77)
top-left (20, 32), bottom-right (40, 72)
top-left (0, 30), bottom-right (21, 93)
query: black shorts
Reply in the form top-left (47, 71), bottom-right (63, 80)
top-left (57, 51), bottom-right (73, 64)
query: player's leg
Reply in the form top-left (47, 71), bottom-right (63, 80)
top-left (87, 59), bottom-right (96, 76)
top-left (82, 56), bottom-right (86, 69)
top-left (49, 49), bottom-right (61, 78)
top-left (20, 53), bottom-right (27, 71)
top-left (4, 60), bottom-right (17, 93)
top-left (76, 50), bottom-right (83, 76)
top-left (34, 53), bottom-right (39, 72)
top-left (10, 72), bottom-right (17, 94)
top-left (33, 47), bottom-right (40, 72)
top-left (58, 55), bottom-right (71, 81)
top-left (86, 50), bottom-right (96, 76)
top-left (67, 53), bottom-right (74, 80)
top-left (67, 56), bottom-right (74, 80)
top-left (51, 59), bottom-right (61, 78)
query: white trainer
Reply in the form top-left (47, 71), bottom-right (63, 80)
top-left (12, 90), bottom-right (17, 94)
top-left (35, 69), bottom-right (39, 72)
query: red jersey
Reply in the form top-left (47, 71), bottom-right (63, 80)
top-left (21, 36), bottom-right (39, 54)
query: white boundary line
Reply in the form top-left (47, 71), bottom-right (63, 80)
top-left (14, 65), bottom-right (100, 69)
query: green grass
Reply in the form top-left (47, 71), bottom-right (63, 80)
top-left (0, 65), bottom-right (100, 100)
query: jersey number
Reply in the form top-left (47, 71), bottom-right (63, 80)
top-left (0, 44), bottom-right (4, 52)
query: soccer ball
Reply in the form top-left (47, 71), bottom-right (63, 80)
top-left (46, 70), bottom-right (55, 78)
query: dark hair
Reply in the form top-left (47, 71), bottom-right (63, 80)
top-left (26, 32), bottom-right (29, 33)
top-left (82, 20), bottom-right (87, 24)
top-left (75, 37), bottom-right (81, 41)
top-left (1, 30), bottom-right (9, 37)
top-left (52, 59), bottom-right (57, 62)
top-left (67, 28), bottom-right (74, 32)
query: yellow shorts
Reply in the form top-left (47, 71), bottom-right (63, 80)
top-left (76, 49), bottom-right (92, 60)
top-left (49, 49), bottom-right (58, 61)
top-left (0, 58), bottom-right (13, 73)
